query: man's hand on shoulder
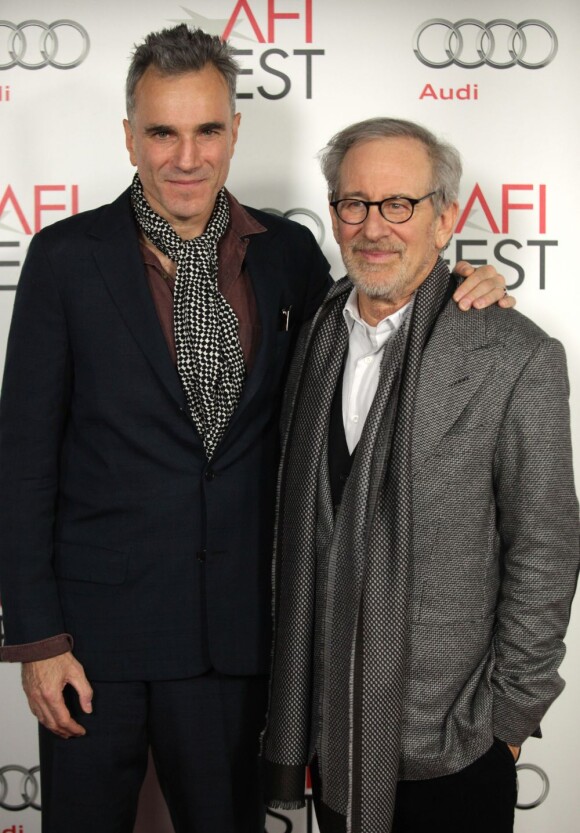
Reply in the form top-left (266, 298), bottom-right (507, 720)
top-left (22, 652), bottom-right (93, 738)
top-left (452, 260), bottom-right (516, 311)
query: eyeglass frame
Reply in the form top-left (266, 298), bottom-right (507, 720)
top-left (329, 190), bottom-right (438, 225)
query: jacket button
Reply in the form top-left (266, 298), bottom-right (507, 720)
top-left (204, 469), bottom-right (215, 481)
top-left (197, 549), bottom-right (207, 562)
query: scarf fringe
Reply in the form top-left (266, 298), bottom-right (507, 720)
top-left (267, 799), bottom-right (306, 811)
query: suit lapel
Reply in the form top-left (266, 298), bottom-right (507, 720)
top-left (412, 301), bottom-right (497, 469)
top-left (89, 190), bottom-right (188, 412)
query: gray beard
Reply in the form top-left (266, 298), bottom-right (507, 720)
top-left (342, 249), bottom-right (415, 304)
top-left (341, 235), bottom-right (439, 304)
top-left (346, 262), bottom-right (411, 302)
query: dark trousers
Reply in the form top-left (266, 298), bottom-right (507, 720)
top-left (311, 739), bottom-right (517, 833)
top-left (39, 672), bottom-right (269, 833)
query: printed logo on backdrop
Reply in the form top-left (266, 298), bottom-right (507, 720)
top-left (0, 762), bottom-right (549, 820)
top-left (411, 20), bottom-right (559, 288)
top-left (0, 765), bottom-right (41, 812)
top-left (0, 20), bottom-right (90, 70)
top-left (170, 2), bottom-right (325, 100)
top-left (516, 763), bottom-right (550, 810)
top-left (413, 19), bottom-right (557, 70)
top-left (445, 183), bottom-right (557, 291)
top-left (0, 21), bottom-right (88, 288)
top-left (263, 207), bottom-right (325, 245)
top-left (0, 186), bottom-right (79, 290)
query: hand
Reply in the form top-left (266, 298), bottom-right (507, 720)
top-left (452, 261), bottom-right (516, 311)
top-left (507, 743), bottom-right (521, 762)
top-left (22, 652), bottom-right (93, 739)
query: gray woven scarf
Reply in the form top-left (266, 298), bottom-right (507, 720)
top-left (263, 259), bottom-right (453, 833)
top-left (131, 174), bottom-right (245, 459)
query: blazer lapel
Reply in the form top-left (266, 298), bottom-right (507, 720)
top-left (412, 302), bottom-right (497, 469)
top-left (89, 191), bottom-right (188, 412)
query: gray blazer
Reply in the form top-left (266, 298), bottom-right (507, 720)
top-left (399, 296), bottom-right (579, 779)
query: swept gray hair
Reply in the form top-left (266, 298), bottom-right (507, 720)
top-left (126, 24), bottom-right (239, 122)
top-left (319, 117), bottom-right (462, 215)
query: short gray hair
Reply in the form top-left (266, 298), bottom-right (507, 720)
top-left (319, 117), bottom-right (462, 216)
top-left (126, 25), bottom-right (239, 122)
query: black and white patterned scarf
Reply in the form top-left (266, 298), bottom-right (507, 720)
top-left (263, 259), bottom-right (454, 833)
top-left (131, 174), bottom-right (245, 458)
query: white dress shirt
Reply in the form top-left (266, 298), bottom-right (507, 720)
top-left (342, 288), bottom-right (412, 453)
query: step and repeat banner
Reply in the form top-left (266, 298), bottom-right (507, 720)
top-left (1, 1), bottom-right (579, 831)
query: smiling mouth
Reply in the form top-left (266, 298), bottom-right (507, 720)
top-left (167, 178), bottom-right (207, 187)
top-left (356, 248), bottom-right (401, 259)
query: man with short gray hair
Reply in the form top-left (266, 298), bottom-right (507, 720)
top-left (262, 117), bottom-right (579, 833)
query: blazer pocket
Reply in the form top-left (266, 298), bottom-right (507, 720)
top-left (412, 516), bottom-right (490, 623)
top-left (54, 542), bottom-right (128, 585)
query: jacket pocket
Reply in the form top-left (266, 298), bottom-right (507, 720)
top-left (54, 542), bottom-right (128, 585)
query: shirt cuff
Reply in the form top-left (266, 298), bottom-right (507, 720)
top-left (0, 634), bottom-right (73, 663)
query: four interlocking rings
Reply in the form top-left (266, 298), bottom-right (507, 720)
top-left (0, 20), bottom-right (90, 70)
top-left (413, 19), bottom-right (558, 69)
top-left (0, 765), bottom-right (41, 811)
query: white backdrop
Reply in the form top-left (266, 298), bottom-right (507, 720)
top-left (1, 2), bottom-right (578, 832)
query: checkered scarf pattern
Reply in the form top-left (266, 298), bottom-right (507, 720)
top-left (131, 175), bottom-right (245, 458)
top-left (263, 260), bottom-right (453, 833)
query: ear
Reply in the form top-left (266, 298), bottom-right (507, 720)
top-left (123, 119), bottom-right (137, 167)
top-left (329, 201), bottom-right (341, 245)
top-left (230, 112), bottom-right (241, 157)
top-left (435, 200), bottom-right (459, 250)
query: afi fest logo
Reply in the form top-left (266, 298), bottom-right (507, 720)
top-left (0, 186), bottom-right (79, 290)
top-left (173, 1), bottom-right (324, 99)
top-left (448, 183), bottom-right (557, 291)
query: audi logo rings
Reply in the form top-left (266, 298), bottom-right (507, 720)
top-left (0, 765), bottom-right (41, 811)
top-left (0, 20), bottom-right (90, 70)
top-left (516, 762), bottom-right (550, 810)
top-left (413, 19), bottom-right (558, 69)
top-left (262, 207), bottom-right (326, 246)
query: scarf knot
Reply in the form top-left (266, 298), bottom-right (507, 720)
top-left (131, 174), bottom-right (245, 458)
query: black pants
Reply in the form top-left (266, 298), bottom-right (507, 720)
top-left (39, 672), bottom-right (268, 833)
top-left (311, 739), bottom-right (517, 833)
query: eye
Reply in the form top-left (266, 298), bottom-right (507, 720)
top-left (342, 199), bottom-right (365, 210)
top-left (199, 124), bottom-right (224, 139)
top-left (384, 200), bottom-right (409, 214)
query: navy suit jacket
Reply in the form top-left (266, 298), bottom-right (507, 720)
top-left (0, 188), bottom-right (331, 680)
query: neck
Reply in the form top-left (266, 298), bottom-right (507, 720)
top-left (141, 235), bottom-right (177, 277)
top-left (357, 292), bottom-right (412, 327)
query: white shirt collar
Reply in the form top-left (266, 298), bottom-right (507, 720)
top-left (343, 287), bottom-right (412, 343)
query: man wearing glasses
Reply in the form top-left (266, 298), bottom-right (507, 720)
top-left (262, 118), bottom-right (579, 833)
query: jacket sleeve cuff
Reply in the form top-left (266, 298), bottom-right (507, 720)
top-left (0, 634), bottom-right (73, 663)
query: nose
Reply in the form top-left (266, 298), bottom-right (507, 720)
top-left (360, 204), bottom-right (392, 241)
top-left (174, 137), bottom-right (200, 171)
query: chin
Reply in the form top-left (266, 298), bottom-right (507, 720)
top-left (350, 269), bottom-right (410, 302)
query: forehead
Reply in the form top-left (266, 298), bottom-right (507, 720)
top-left (132, 65), bottom-right (231, 121)
top-left (339, 137), bottom-right (432, 196)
